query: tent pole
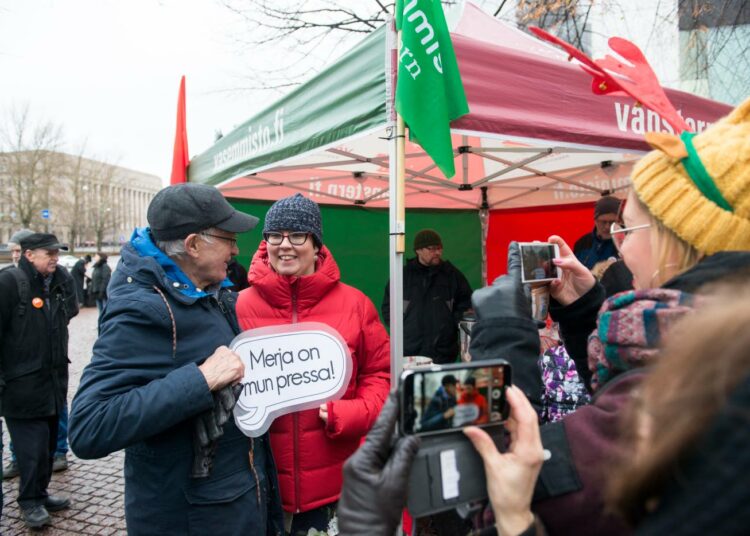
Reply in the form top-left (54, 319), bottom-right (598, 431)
top-left (388, 18), bottom-right (405, 391)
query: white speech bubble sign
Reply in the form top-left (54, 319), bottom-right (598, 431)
top-left (452, 403), bottom-right (480, 427)
top-left (230, 322), bottom-right (352, 437)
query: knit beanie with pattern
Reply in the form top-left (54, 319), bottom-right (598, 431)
top-left (414, 229), bottom-right (442, 250)
top-left (263, 193), bottom-right (323, 246)
top-left (632, 97), bottom-right (750, 255)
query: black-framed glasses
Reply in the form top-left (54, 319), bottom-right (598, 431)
top-left (201, 233), bottom-right (237, 248)
top-left (610, 222), bottom-right (651, 251)
top-left (264, 232), bottom-right (309, 246)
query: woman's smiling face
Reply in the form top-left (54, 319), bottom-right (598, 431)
top-left (266, 230), bottom-right (318, 276)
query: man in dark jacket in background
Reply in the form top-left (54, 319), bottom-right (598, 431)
top-left (71, 254), bottom-right (91, 306)
top-left (382, 229), bottom-right (472, 364)
top-left (69, 183), bottom-right (283, 535)
top-left (0, 233), bottom-right (78, 528)
top-left (573, 196), bottom-right (620, 270)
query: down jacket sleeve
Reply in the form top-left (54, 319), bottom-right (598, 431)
top-left (326, 297), bottom-right (391, 440)
top-left (69, 297), bottom-right (215, 459)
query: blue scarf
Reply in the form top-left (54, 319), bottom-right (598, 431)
top-left (130, 227), bottom-right (232, 299)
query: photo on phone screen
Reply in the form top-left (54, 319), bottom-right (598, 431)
top-left (400, 361), bottom-right (510, 437)
top-left (519, 242), bottom-right (560, 283)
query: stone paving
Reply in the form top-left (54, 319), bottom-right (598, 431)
top-left (2, 307), bottom-right (127, 535)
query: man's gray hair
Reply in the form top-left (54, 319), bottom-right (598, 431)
top-left (155, 228), bottom-right (217, 259)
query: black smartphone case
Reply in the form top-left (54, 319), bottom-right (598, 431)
top-left (406, 425), bottom-right (505, 517)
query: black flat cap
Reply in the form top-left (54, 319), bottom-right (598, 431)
top-left (20, 233), bottom-right (69, 251)
top-left (147, 183), bottom-right (259, 241)
top-left (594, 196), bottom-right (622, 218)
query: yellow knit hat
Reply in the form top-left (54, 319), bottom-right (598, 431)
top-left (631, 97), bottom-right (750, 255)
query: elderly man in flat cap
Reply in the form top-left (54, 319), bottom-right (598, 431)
top-left (69, 184), bottom-right (283, 535)
top-left (0, 232), bottom-right (78, 528)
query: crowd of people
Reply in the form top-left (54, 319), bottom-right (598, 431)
top-left (1, 94), bottom-right (747, 536)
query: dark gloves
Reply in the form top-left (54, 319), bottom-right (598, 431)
top-left (472, 242), bottom-right (532, 322)
top-left (191, 384), bottom-right (242, 478)
top-left (338, 393), bottom-right (420, 536)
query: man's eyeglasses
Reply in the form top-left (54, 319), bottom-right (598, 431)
top-left (610, 222), bottom-right (651, 250)
top-left (201, 233), bottom-right (237, 248)
top-left (264, 232), bottom-right (309, 246)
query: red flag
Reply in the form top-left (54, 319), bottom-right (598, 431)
top-left (170, 76), bottom-right (189, 184)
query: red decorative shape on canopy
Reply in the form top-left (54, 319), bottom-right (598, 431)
top-left (529, 26), bottom-right (691, 133)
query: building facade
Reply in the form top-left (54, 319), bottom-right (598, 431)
top-left (0, 151), bottom-right (162, 249)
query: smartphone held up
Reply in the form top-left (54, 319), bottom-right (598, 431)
top-left (399, 359), bottom-right (511, 437)
top-left (518, 242), bottom-right (561, 283)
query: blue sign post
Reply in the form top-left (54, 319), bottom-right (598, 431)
top-left (41, 209), bottom-right (50, 219)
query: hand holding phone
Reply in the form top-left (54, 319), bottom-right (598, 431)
top-left (547, 235), bottom-right (597, 306)
top-left (399, 359), bottom-right (511, 437)
top-left (472, 242), bottom-right (532, 323)
top-left (463, 386), bottom-right (544, 536)
top-left (338, 393), bottom-right (420, 535)
top-left (518, 242), bottom-right (562, 283)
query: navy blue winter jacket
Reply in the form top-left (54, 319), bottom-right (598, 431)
top-left (69, 228), bottom-right (283, 536)
top-left (573, 228), bottom-right (617, 270)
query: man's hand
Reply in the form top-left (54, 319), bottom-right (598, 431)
top-left (443, 407), bottom-right (456, 419)
top-left (338, 393), bottom-right (421, 535)
top-left (198, 346), bottom-right (244, 391)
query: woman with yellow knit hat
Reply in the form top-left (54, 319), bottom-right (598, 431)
top-left (437, 97), bottom-right (750, 536)
top-left (339, 96), bottom-right (750, 536)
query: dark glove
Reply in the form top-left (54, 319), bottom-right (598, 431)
top-left (472, 242), bottom-right (533, 322)
top-left (338, 393), bottom-right (421, 535)
top-left (191, 385), bottom-right (241, 478)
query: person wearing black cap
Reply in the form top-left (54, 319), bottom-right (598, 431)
top-left (573, 195), bottom-right (622, 270)
top-left (0, 232), bottom-right (78, 528)
top-left (69, 183), bottom-right (283, 535)
top-left (7, 228), bottom-right (34, 267)
top-left (382, 229), bottom-right (473, 364)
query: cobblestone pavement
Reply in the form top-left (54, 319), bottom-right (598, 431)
top-left (2, 307), bottom-right (127, 535)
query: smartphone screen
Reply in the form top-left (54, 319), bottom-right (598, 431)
top-left (519, 242), bottom-right (559, 283)
top-left (400, 361), bottom-right (511, 437)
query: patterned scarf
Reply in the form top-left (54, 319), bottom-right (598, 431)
top-left (587, 288), bottom-right (696, 391)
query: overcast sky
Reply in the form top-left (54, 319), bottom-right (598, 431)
top-left (0, 0), bottom-right (284, 184)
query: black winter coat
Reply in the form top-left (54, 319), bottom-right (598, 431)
top-left (382, 258), bottom-right (472, 363)
top-left (0, 257), bottom-right (78, 418)
top-left (89, 261), bottom-right (111, 300)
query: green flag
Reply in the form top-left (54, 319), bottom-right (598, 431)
top-left (396, 0), bottom-right (469, 178)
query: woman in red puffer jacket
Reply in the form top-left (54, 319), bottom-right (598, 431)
top-left (236, 194), bottom-right (390, 535)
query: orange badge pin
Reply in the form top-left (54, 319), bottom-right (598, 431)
top-left (32, 297), bottom-right (44, 309)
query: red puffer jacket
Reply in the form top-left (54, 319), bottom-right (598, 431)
top-left (236, 242), bottom-right (391, 513)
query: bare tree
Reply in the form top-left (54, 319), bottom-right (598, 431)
top-left (52, 141), bottom-right (90, 252)
top-left (217, 0), bottom-right (454, 90)
top-left (511, 0), bottom-right (598, 53)
top-left (0, 105), bottom-right (64, 230)
top-left (678, 0), bottom-right (750, 105)
top-left (88, 163), bottom-right (121, 251)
